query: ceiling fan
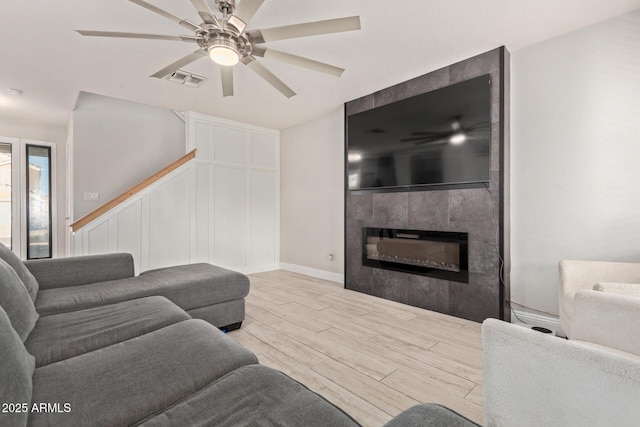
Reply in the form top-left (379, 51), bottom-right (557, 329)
top-left (76, 0), bottom-right (361, 98)
top-left (400, 116), bottom-right (490, 146)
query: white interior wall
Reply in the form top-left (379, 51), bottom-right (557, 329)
top-left (280, 108), bottom-right (345, 278)
top-left (0, 118), bottom-right (67, 144)
top-left (0, 117), bottom-right (67, 256)
top-left (72, 92), bottom-right (185, 219)
top-left (510, 9), bottom-right (640, 316)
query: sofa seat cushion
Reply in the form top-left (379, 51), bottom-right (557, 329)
top-left (0, 257), bottom-right (39, 341)
top-left (25, 296), bottom-right (191, 367)
top-left (29, 319), bottom-right (258, 427)
top-left (136, 364), bottom-right (361, 427)
top-left (35, 263), bottom-right (250, 316)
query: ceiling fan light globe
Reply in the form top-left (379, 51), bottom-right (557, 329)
top-left (209, 46), bottom-right (239, 66)
top-left (348, 153), bottom-right (362, 162)
top-left (208, 35), bottom-right (240, 66)
top-left (449, 132), bottom-right (467, 145)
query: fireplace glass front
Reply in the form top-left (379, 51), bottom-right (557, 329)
top-left (363, 228), bottom-right (469, 283)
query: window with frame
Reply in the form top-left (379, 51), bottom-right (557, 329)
top-left (0, 138), bottom-right (55, 259)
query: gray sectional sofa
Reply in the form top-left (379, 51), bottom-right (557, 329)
top-left (0, 242), bottom-right (479, 426)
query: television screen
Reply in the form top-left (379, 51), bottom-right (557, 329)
top-left (347, 74), bottom-right (492, 191)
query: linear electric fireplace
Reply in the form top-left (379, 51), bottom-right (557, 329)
top-left (363, 228), bottom-right (469, 283)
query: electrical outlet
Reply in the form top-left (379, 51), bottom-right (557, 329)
top-left (84, 192), bottom-right (99, 201)
top-left (329, 253), bottom-right (334, 261)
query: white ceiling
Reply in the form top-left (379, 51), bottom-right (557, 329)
top-left (1, 0), bottom-right (639, 130)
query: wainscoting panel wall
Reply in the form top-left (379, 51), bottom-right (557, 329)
top-left (147, 168), bottom-right (191, 269)
top-left (213, 165), bottom-right (247, 267)
top-left (72, 113), bottom-right (280, 275)
top-left (250, 169), bottom-right (278, 266)
top-left (114, 200), bottom-right (141, 265)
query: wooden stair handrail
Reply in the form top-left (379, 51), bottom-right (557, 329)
top-left (70, 150), bottom-right (196, 232)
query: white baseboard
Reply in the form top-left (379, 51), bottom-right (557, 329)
top-left (511, 309), bottom-right (560, 333)
top-left (240, 264), bottom-right (280, 275)
top-left (279, 263), bottom-right (344, 284)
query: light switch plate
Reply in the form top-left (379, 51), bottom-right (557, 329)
top-left (84, 192), bottom-right (99, 201)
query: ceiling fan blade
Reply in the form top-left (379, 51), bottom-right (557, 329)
top-left (401, 137), bottom-right (440, 143)
top-left (254, 48), bottom-right (344, 77)
top-left (150, 49), bottom-right (207, 78)
top-left (467, 122), bottom-right (491, 130)
top-left (401, 132), bottom-right (449, 142)
top-left (228, 0), bottom-right (265, 32)
top-left (76, 30), bottom-right (197, 42)
top-left (129, 0), bottom-right (202, 32)
top-left (221, 66), bottom-right (233, 97)
top-left (241, 57), bottom-right (295, 98)
top-left (409, 131), bottom-right (446, 136)
top-left (190, 0), bottom-right (218, 25)
top-left (415, 138), bottom-right (448, 146)
top-left (247, 16), bottom-right (361, 43)
top-left (401, 137), bottom-right (429, 143)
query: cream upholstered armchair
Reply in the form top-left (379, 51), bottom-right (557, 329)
top-left (482, 290), bottom-right (640, 426)
top-left (483, 264), bottom-right (640, 426)
top-left (558, 260), bottom-right (640, 337)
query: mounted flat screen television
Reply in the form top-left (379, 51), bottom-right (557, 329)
top-left (347, 74), bottom-right (491, 191)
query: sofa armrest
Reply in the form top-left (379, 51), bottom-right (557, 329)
top-left (571, 289), bottom-right (640, 356)
top-left (482, 319), bottom-right (640, 427)
top-left (23, 253), bottom-right (135, 290)
top-left (558, 260), bottom-right (640, 336)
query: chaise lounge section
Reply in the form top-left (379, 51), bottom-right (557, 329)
top-left (1, 243), bottom-right (249, 331)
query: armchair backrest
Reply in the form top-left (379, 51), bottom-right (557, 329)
top-left (559, 259), bottom-right (640, 337)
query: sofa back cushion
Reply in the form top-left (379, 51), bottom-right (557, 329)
top-left (0, 257), bottom-right (39, 341)
top-left (0, 305), bottom-right (35, 427)
top-left (0, 242), bottom-right (39, 302)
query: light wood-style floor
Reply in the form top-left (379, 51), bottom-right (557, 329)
top-left (227, 270), bottom-right (484, 426)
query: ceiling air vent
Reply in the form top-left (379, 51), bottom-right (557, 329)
top-left (168, 70), bottom-right (189, 83)
top-left (166, 69), bottom-right (207, 88)
top-left (184, 73), bottom-right (206, 88)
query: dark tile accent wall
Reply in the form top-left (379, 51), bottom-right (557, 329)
top-left (344, 47), bottom-right (510, 323)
